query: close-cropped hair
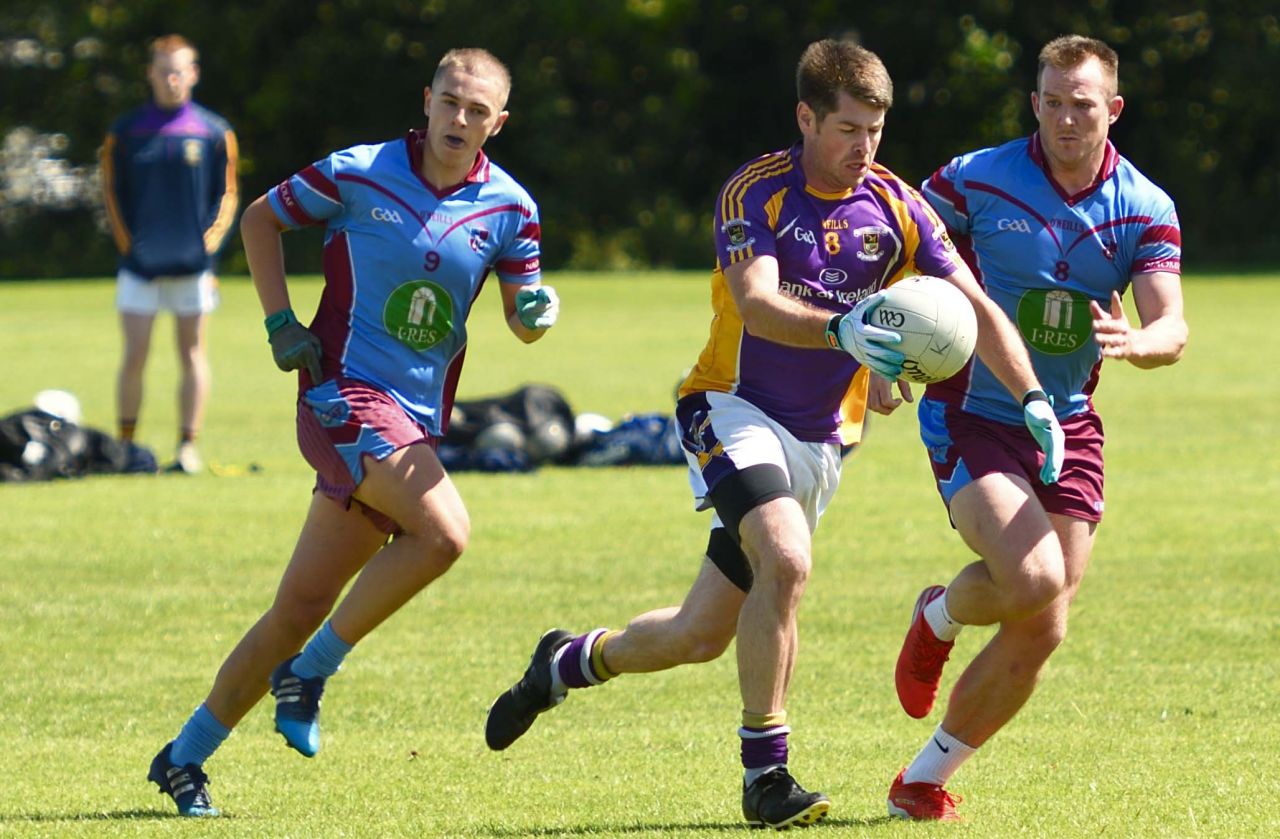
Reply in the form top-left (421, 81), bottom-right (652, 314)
top-left (433, 48), bottom-right (512, 108)
top-left (796, 39), bottom-right (893, 121)
top-left (150, 34), bottom-right (197, 61)
top-left (1038, 35), bottom-right (1119, 94)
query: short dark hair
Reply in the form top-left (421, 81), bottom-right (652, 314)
top-left (1038, 35), bottom-right (1119, 95)
top-left (796, 39), bottom-right (893, 121)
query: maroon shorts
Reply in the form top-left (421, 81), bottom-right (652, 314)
top-left (918, 398), bottom-right (1105, 522)
top-left (297, 378), bottom-right (439, 535)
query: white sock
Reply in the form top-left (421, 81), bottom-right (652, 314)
top-left (744, 764), bottom-right (783, 787)
top-left (902, 725), bottom-right (976, 786)
top-left (923, 589), bottom-right (963, 642)
top-left (549, 644), bottom-right (570, 697)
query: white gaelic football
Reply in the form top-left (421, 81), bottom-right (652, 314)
top-left (872, 276), bottom-right (978, 384)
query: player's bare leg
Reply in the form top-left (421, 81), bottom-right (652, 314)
top-left (150, 482), bottom-right (389, 811)
top-left (735, 496), bottom-right (810, 717)
top-left (173, 312), bottom-right (209, 472)
top-left (945, 473), bottom-right (1068, 624)
top-left (890, 486), bottom-right (1094, 821)
top-left (202, 493), bottom-right (390, 730)
top-left (600, 559), bottom-right (743, 673)
top-left (896, 473), bottom-right (1065, 719)
top-left (258, 443), bottom-right (468, 756)
top-left (938, 514), bottom-right (1094, 745)
top-left (117, 311), bottom-right (154, 441)
top-left (329, 443), bottom-right (468, 641)
top-left (735, 497), bottom-right (829, 829)
top-left (485, 555), bottom-right (743, 752)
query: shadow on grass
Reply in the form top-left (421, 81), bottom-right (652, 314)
top-left (480, 814), bottom-right (897, 835)
top-left (0, 808), bottom-right (237, 823)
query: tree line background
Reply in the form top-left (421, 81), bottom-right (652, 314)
top-left (1, 0), bottom-right (1276, 278)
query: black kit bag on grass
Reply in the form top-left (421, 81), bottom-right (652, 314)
top-left (441, 384), bottom-right (576, 470)
top-left (0, 409), bottom-right (128, 481)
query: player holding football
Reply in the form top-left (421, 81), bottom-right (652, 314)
top-left (886, 35), bottom-right (1187, 821)
top-left (485, 39), bottom-right (1061, 829)
top-left (147, 48), bottom-right (559, 817)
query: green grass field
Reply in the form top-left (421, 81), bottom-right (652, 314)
top-left (0, 272), bottom-right (1277, 837)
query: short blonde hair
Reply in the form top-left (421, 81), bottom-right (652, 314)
top-left (1038, 35), bottom-right (1118, 95)
top-left (433, 48), bottom-right (512, 109)
top-left (150, 34), bottom-right (197, 62)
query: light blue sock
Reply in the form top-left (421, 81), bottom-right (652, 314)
top-left (170, 703), bottom-right (231, 767)
top-left (292, 620), bottom-right (353, 680)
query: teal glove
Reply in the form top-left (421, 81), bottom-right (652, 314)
top-left (265, 308), bottom-right (323, 384)
top-left (834, 292), bottom-right (905, 379)
top-left (515, 286), bottom-right (559, 330)
top-left (1022, 390), bottom-right (1064, 485)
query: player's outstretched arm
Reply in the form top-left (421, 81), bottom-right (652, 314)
top-left (1090, 272), bottom-right (1187, 368)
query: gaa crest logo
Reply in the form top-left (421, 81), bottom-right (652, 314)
top-left (182, 139), bottom-right (203, 166)
top-left (384, 280), bottom-right (454, 351)
top-left (853, 225), bottom-right (891, 262)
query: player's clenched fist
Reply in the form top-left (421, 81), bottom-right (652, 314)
top-left (516, 286), bottom-right (559, 330)
top-left (265, 308), bottom-right (323, 383)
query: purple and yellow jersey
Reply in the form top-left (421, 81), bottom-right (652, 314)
top-left (922, 133), bottom-right (1181, 425)
top-left (679, 143), bottom-right (964, 445)
top-left (266, 129), bottom-right (541, 435)
top-left (101, 100), bottom-right (238, 278)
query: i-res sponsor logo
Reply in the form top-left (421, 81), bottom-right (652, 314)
top-left (372, 207), bottom-right (404, 224)
top-left (1015, 288), bottom-right (1092, 355)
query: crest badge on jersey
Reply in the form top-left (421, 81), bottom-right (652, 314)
top-left (469, 226), bottom-right (490, 253)
top-left (723, 219), bottom-right (755, 253)
top-left (182, 139), bottom-right (203, 166)
top-left (853, 224), bottom-right (891, 262)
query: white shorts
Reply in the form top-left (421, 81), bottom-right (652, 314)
top-left (116, 269), bottom-right (219, 316)
top-left (678, 390), bottom-right (842, 535)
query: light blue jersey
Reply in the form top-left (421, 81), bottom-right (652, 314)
top-left (921, 133), bottom-right (1180, 425)
top-left (267, 129), bottom-right (541, 434)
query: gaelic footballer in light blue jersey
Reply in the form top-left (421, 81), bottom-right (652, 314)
top-left (148, 48), bottom-right (558, 820)
top-left (889, 37), bottom-right (1188, 823)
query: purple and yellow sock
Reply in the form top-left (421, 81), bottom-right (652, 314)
top-left (552, 628), bottom-right (620, 693)
top-left (740, 710), bottom-right (790, 782)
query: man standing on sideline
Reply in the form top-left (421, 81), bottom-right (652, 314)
top-left (485, 39), bottom-right (1061, 829)
top-left (146, 48), bottom-right (558, 817)
top-left (101, 34), bottom-right (238, 474)
top-left (887, 35), bottom-right (1186, 821)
